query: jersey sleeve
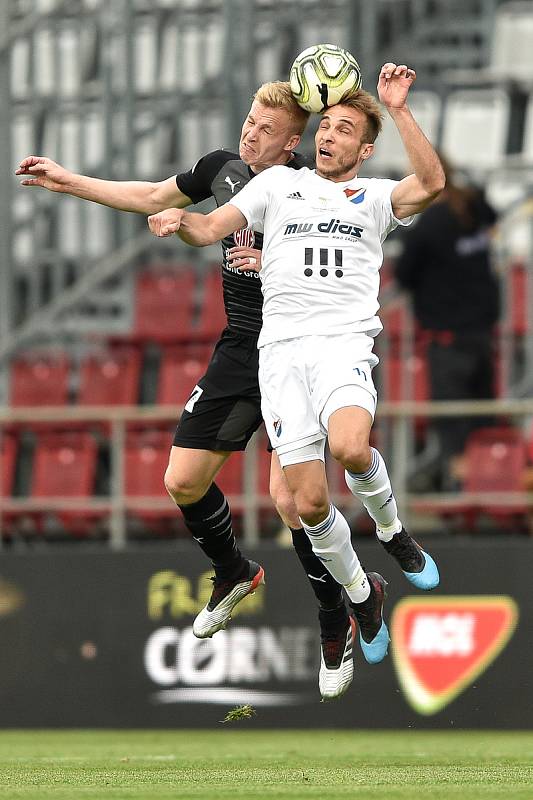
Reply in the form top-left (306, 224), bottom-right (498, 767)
top-left (175, 150), bottom-right (235, 205)
top-left (371, 178), bottom-right (414, 240)
top-left (227, 169), bottom-right (273, 231)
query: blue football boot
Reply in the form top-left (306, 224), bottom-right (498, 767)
top-left (380, 528), bottom-right (440, 590)
top-left (350, 572), bottom-right (390, 664)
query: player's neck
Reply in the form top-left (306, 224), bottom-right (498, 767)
top-left (316, 168), bottom-right (359, 183)
top-left (251, 151), bottom-right (294, 175)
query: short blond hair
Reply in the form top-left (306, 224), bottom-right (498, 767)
top-left (253, 80), bottom-right (310, 135)
top-left (332, 89), bottom-right (384, 143)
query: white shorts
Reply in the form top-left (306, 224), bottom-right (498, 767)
top-left (259, 332), bottom-right (378, 466)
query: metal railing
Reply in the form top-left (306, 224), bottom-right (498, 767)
top-left (2, 397), bottom-right (533, 549)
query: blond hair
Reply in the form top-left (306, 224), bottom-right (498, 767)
top-left (253, 80), bottom-right (310, 135)
top-left (333, 89), bottom-right (384, 143)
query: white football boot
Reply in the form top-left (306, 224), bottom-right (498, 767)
top-left (319, 616), bottom-right (356, 701)
top-left (193, 560), bottom-right (265, 638)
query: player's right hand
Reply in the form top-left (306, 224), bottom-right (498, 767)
top-left (16, 156), bottom-right (70, 191)
top-left (147, 208), bottom-right (184, 237)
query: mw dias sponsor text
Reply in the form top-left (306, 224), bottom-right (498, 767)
top-left (284, 219), bottom-right (364, 237)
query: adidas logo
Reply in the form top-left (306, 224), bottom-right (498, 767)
top-left (287, 191), bottom-right (304, 199)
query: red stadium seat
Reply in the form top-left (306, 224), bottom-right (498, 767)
top-left (157, 346), bottom-right (209, 406)
top-left (215, 445), bottom-right (270, 504)
top-left (460, 426), bottom-right (529, 528)
top-left (509, 262), bottom-right (528, 336)
top-left (124, 428), bottom-right (177, 532)
top-left (385, 353), bottom-right (429, 403)
top-left (195, 268), bottom-right (227, 341)
top-left (464, 427), bottom-right (527, 496)
top-left (10, 352), bottom-right (70, 406)
top-left (78, 346), bottom-right (142, 406)
top-left (415, 427), bottom-right (530, 530)
top-left (30, 430), bottom-right (100, 535)
top-left (124, 429), bottom-right (170, 500)
top-left (381, 302), bottom-right (410, 343)
top-left (1, 432), bottom-right (17, 497)
top-left (134, 269), bottom-right (196, 341)
top-left (32, 431), bottom-right (98, 497)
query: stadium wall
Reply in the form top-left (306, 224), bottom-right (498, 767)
top-left (0, 538), bottom-right (529, 729)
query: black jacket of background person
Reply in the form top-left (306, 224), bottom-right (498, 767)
top-left (395, 189), bottom-right (499, 334)
top-left (175, 149), bottom-right (311, 338)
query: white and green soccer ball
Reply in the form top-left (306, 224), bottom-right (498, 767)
top-left (289, 43), bottom-right (362, 113)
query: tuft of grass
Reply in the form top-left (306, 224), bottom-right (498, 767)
top-left (220, 704), bottom-right (257, 723)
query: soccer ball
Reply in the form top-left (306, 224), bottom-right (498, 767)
top-left (289, 43), bottom-right (362, 113)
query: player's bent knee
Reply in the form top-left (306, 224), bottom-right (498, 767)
top-left (329, 440), bottom-right (371, 473)
top-left (164, 466), bottom-right (207, 505)
top-left (294, 494), bottom-right (330, 527)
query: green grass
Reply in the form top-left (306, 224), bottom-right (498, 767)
top-left (0, 730), bottom-right (532, 799)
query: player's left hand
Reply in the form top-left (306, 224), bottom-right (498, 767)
top-left (147, 208), bottom-right (184, 237)
top-left (377, 63), bottom-right (416, 109)
top-left (227, 246), bottom-right (262, 272)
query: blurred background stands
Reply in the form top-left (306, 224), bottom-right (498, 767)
top-left (1, 0), bottom-right (533, 544)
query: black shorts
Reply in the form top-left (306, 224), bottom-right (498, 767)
top-left (173, 328), bottom-right (263, 451)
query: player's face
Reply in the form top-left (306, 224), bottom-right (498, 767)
top-left (315, 105), bottom-right (373, 182)
top-left (240, 101), bottom-right (300, 172)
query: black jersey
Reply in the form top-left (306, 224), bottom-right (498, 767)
top-left (176, 150), bottom-right (310, 337)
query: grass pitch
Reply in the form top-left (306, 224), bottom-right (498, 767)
top-left (0, 729), bottom-right (532, 799)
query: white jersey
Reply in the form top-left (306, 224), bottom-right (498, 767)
top-left (229, 165), bottom-right (413, 348)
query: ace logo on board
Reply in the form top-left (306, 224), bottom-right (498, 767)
top-left (391, 596), bottom-right (518, 715)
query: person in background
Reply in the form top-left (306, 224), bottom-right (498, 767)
top-left (395, 153), bottom-right (499, 489)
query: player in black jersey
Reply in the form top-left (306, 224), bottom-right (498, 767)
top-left (17, 82), bottom-right (350, 659)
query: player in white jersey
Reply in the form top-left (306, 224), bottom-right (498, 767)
top-left (147, 63), bottom-right (445, 700)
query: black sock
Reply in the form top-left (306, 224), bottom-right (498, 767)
top-left (291, 527), bottom-right (344, 611)
top-left (319, 602), bottom-right (350, 632)
top-left (179, 483), bottom-right (245, 579)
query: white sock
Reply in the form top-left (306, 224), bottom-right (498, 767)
top-left (345, 569), bottom-right (370, 604)
top-left (301, 504), bottom-right (368, 602)
top-left (376, 518), bottom-right (403, 542)
top-left (345, 448), bottom-right (401, 536)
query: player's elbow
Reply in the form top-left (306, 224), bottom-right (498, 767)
top-left (418, 178), bottom-right (445, 210)
top-left (427, 166), bottom-right (446, 198)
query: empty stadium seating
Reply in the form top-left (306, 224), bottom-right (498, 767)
top-left (441, 88), bottom-right (511, 173)
top-left (461, 425), bottom-right (529, 527)
top-left (508, 262), bottom-right (529, 336)
top-left (491, 1), bottom-right (533, 83)
top-left (464, 426), bottom-right (527, 495)
top-left (30, 430), bottom-right (100, 535)
top-left (385, 354), bottom-right (430, 404)
top-left (157, 346), bottom-right (209, 406)
top-left (10, 352), bottom-right (70, 407)
top-left (195, 268), bottom-right (227, 341)
top-left (134, 270), bottom-right (196, 341)
top-left (78, 346), bottom-right (142, 406)
top-left (124, 428), bottom-right (171, 516)
top-left (1, 432), bottom-right (17, 498)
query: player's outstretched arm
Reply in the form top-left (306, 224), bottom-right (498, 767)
top-left (148, 204), bottom-right (247, 247)
top-left (377, 63), bottom-right (445, 219)
top-left (16, 156), bottom-right (191, 214)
